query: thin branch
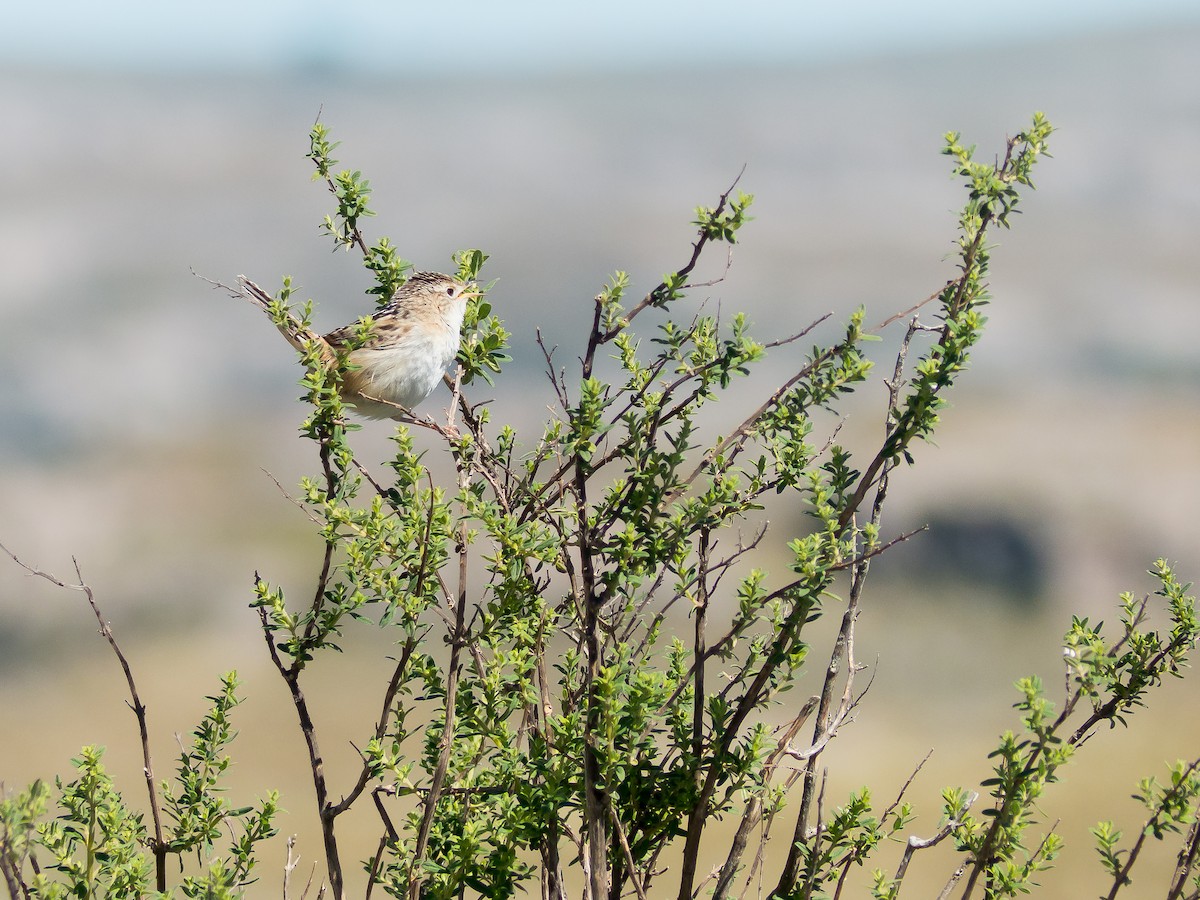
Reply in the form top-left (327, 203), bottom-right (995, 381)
top-left (327, 638), bottom-right (417, 818)
top-left (829, 526), bottom-right (928, 572)
top-left (364, 785), bottom-right (402, 900)
top-left (537, 329), bottom-right (570, 411)
top-left (800, 771), bottom-right (829, 900)
top-left (611, 166), bottom-right (746, 339)
top-left (885, 749), bottom-right (935, 822)
top-left (0, 544), bottom-right (169, 892)
top-left (300, 444), bottom-right (338, 650)
top-left (892, 791), bottom-right (977, 893)
top-left (0, 831), bottom-right (28, 900)
top-left (712, 697), bottom-right (819, 899)
top-left (408, 435), bottom-right (473, 898)
top-left (871, 285), bottom-right (945, 332)
top-left (1104, 758), bottom-right (1200, 900)
top-left (255, 599), bottom-right (343, 899)
top-left (282, 835), bottom-right (321, 900)
top-left (1168, 812), bottom-right (1200, 900)
top-left (774, 433), bottom-right (898, 894)
top-left (692, 529), bottom-right (711, 769)
top-left (606, 801), bottom-right (649, 900)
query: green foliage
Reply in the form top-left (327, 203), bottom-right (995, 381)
top-left (0, 677), bottom-right (275, 899)
top-left (309, 121), bottom-right (413, 303)
top-left (1092, 758), bottom-right (1200, 897)
top-left (234, 115), bottom-right (1095, 900)
top-left (941, 560), bottom-right (1200, 898)
top-left (784, 788), bottom-right (899, 898)
top-left (6, 111), bottom-right (1198, 900)
top-left (33, 746), bottom-right (154, 900)
top-left (164, 672), bottom-right (279, 893)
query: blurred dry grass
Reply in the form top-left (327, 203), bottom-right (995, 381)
top-left (2, 23), bottom-right (1199, 897)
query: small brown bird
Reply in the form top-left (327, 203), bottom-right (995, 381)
top-left (241, 271), bottom-right (477, 419)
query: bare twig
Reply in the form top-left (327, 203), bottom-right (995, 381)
top-left (892, 790), bottom-right (977, 892)
top-left (713, 697), bottom-right (819, 899)
top-left (885, 749), bottom-right (934, 822)
top-left (606, 800), bottom-right (649, 900)
top-left (197, 272), bottom-right (335, 364)
top-left (872, 285), bottom-right (945, 332)
top-left (609, 166), bottom-right (747, 340)
top-left (255, 600), bottom-right (343, 899)
top-left (283, 835), bottom-right (322, 900)
top-left (0, 543), bottom-right (169, 892)
top-left (536, 329), bottom-right (570, 411)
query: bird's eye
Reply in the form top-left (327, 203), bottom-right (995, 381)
top-left (446, 286), bottom-right (456, 297)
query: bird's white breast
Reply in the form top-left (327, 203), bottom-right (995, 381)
top-left (345, 302), bottom-right (465, 418)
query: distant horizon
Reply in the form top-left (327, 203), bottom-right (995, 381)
top-left (3, 1), bottom-right (1199, 75)
top-left (3, 19), bottom-right (1198, 82)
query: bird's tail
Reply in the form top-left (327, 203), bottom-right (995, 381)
top-left (237, 276), bottom-right (335, 365)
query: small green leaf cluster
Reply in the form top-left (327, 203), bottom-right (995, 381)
top-left (693, 189), bottom-right (754, 244)
top-left (0, 781), bottom-right (49, 894)
top-left (33, 747), bottom-right (154, 899)
top-left (943, 560), bottom-right (1198, 898)
top-left (1064, 559), bottom-right (1199, 725)
top-left (1092, 758), bottom-right (1200, 896)
top-left (0, 677), bottom-right (275, 899)
top-left (308, 122), bottom-right (413, 303)
top-left (785, 788), bottom-right (913, 899)
top-left (455, 249), bottom-right (510, 386)
top-left (165, 673), bottom-right (278, 879)
top-left (943, 112), bottom-right (1052, 229)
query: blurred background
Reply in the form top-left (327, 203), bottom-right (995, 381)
top-left (2, 1), bottom-right (1198, 895)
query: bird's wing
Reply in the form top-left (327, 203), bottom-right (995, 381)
top-left (325, 313), bottom-right (412, 353)
top-left (323, 321), bottom-right (362, 349)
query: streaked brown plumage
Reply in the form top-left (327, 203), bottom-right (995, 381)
top-left (242, 271), bottom-right (477, 419)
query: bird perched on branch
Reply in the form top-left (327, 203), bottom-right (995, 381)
top-left (237, 271), bottom-right (477, 419)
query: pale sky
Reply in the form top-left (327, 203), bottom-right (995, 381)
top-left (3, 0), bottom-right (1198, 72)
